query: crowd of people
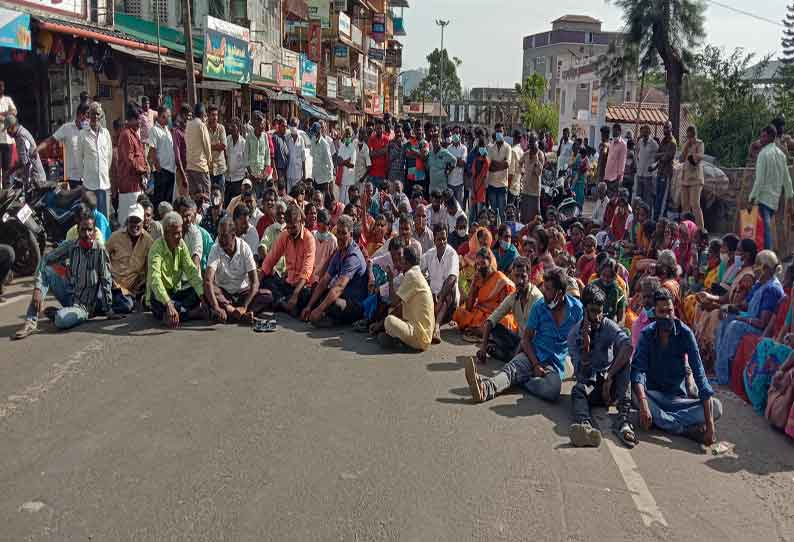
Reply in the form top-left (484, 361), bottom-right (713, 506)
top-left (4, 91), bottom-right (794, 448)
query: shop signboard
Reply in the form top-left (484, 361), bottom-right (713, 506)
top-left (300, 54), bottom-right (318, 97)
top-left (326, 76), bottom-right (338, 99)
top-left (371, 12), bottom-right (386, 43)
top-left (14, 0), bottom-right (84, 19)
top-left (367, 47), bottom-right (384, 61)
top-left (334, 45), bottom-right (349, 69)
top-left (338, 11), bottom-right (351, 38)
top-left (276, 63), bottom-right (298, 89)
top-left (0, 8), bottom-right (30, 51)
top-left (339, 76), bottom-right (355, 101)
top-left (385, 47), bottom-right (402, 68)
top-left (307, 0), bottom-right (330, 29)
top-left (350, 24), bottom-right (362, 49)
top-left (203, 16), bottom-right (251, 84)
top-left (307, 20), bottom-right (322, 62)
top-left (363, 64), bottom-right (378, 93)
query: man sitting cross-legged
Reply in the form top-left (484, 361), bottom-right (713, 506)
top-left (14, 213), bottom-right (115, 339)
top-left (260, 203), bottom-right (316, 317)
top-left (465, 266), bottom-right (583, 403)
top-left (476, 256), bottom-right (543, 363)
top-left (420, 224), bottom-right (460, 343)
top-left (632, 287), bottom-right (722, 445)
top-left (204, 216), bottom-right (268, 323)
top-left (377, 243), bottom-right (435, 351)
top-left (105, 203), bottom-right (154, 313)
top-left (300, 215), bottom-right (368, 326)
top-left (146, 211), bottom-right (207, 328)
top-left (567, 283), bottom-right (636, 448)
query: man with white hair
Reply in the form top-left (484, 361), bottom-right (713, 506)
top-left (106, 203), bottom-right (153, 313)
top-left (146, 211), bottom-right (205, 327)
top-left (79, 102), bottom-right (113, 219)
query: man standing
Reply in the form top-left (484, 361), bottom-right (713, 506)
top-left (40, 103), bottom-right (89, 188)
top-left (246, 112), bottom-right (272, 199)
top-left (260, 204), bottom-right (316, 316)
top-left (556, 127), bottom-right (574, 176)
top-left (309, 121), bottom-right (334, 193)
top-left (387, 123), bottom-right (406, 186)
top-left (446, 127), bottom-right (467, 207)
top-left (486, 123), bottom-right (512, 221)
top-left (171, 105), bottom-right (191, 198)
top-left (285, 118), bottom-right (305, 191)
top-left (568, 283), bottom-right (635, 448)
top-left (368, 118), bottom-right (390, 189)
top-left (632, 288), bottom-right (721, 445)
top-left (206, 105), bottom-right (227, 195)
top-left (378, 244), bottom-right (435, 351)
top-left (404, 123), bottom-right (430, 195)
top-left (106, 203), bottom-right (154, 313)
top-left (337, 126), bottom-right (357, 204)
top-left (115, 104), bottom-right (149, 225)
top-left (301, 215), bottom-right (367, 326)
top-left (148, 106), bottom-right (176, 210)
top-left (635, 124), bottom-right (659, 211)
top-left (679, 125), bottom-right (706, 229)
top-left (224, 119), bottom-right (248, 207)
top-left (603, 123), bottom-right (627, 189)
top-left (420, 224), bottom-right (460, 343)
top-left (271, 115), bottom-right (290, 186)
top-left (476, 257), bottom-right (542, 363)
top-left (595, 126), bottom-right (610, 184)
top-left (750, 124), bottom-right (794, 250)
top-left (138, 96), bottom-right (156, 145)
top-left (0, 80), bottom-right (17, 183)
top-left (146, 211), bottom-right (206, 327)
top-left (205, 217), bottom-right (266, 323)
top-left (518, 133), bottom-right (544, 223)
top-left (465, 267), bottom-right (582, 404)
top-left (185, 103), bottom-right (212, 201)
top-left (78, 102), bottom-right (113, 219)
top-left (508, 129), bottom-right (524, 208)
top-left (14, 214), bottom-right (114, 339)
top-left (427, 128), bottom-right (457, 195)
top-left (652, 121), bottom-right (677, 220)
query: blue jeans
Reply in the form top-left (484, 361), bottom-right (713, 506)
top-left (486, 186), bottom-right (507, 222)
top-left (758, 203), bottom-right (774, 250)
top-left (26, 266), bottom-right (89, 330)
top-left (481, 353), bottom-right (562, 402)
top-left (654, 175), bottom-right (669, 220)
top-left (641, 390), bottom-right (723, 435)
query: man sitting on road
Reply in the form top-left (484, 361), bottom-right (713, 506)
top-left (476, 256), bottom-right (543, 363)
top-left (378, 243), bottom-right (435, 351)
top-left (311, 209), bottom-right (337, 285)
top-left (301, 215), bottom-right (367, 326)
top-left (105, 203), bottom-right (154, 313)
top-left (412, 203), bottom-right (434, 253)
top-left (420, 224), bottom-right (460, 343)
top-left (232, 203), bottom-right (261, 257)
top-left (568, 283), bottom-right (636, 448)
top-left (260, 203), bottom-right (316, 316)
top-left (465, 266), bottom-right (583, 403)
top-left (146, 211), bottom-right (206, 328)
top-left (632, 287), bottom-right (722, 445)
top-left (204, 217), bottom-right (266, 323)
top-left (65, 192), bottom-right (111, 243)
top-left (173, 196), bottom-right (203, 273)
top-left (15, 213), bottom-right (114, 339)
top-left (259, 200), bottom-right (287, 266)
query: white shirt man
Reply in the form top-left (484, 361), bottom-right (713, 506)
top-left (447, 139), bottom-right (467, 188)
top-left (226, 132), bottom-right (248, 183)
top-left (509, 143), bottom-right (524, 199)
top-left (78, 123), bottom-right (112, 191)
top-left (53, 120), bottom-right (84, 182)
top-left (0, 93), bottom-right (17, 145)
top-left (444, 200), bottom-right (466, 232)
top-left (207, 236), bottom-right (257, 294)
top-left (421, 242), bottom-right (460, 307)
top-left (337, 139), bottom-right (357, 202)
top-left (149, 120), bottom-right (176, 175)
top-left (286, 129), bottom-right (306, 189)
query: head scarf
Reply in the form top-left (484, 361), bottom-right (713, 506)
top-left (465, 227), bottom-right (496, 268)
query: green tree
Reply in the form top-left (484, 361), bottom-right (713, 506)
top-left (611, 0), bottom-right (707, 138)
top-left (410, 48), bottom-right (462, 103)
top-left (776, 3), bottom-right (794, 119)
top-left (691, 45), bottom-right (772, 167)
top-left (515, 74), bottom-right (558, 135)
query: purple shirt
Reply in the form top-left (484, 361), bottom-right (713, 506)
top-left (604, 137), bottom-right (627, 182)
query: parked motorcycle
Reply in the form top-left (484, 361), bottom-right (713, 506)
top-left (0, 186), bottom-right (44, 276)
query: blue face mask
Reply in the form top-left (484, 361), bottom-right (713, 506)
top-left (451, 134), bottom-right (460, 143)
top-left (500, 240), bottom-right (511, 250)
top-left (495, 132), bottom-right (504, 143)
top-left (479, 147), bottom-right (488, 156)
top-left (644, 308), bottom-right (655, 319)
top-left (315, 230), bottom-right (332, 241)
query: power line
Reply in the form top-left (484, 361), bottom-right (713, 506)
top-left (705, 0), bottom-right (784, 27)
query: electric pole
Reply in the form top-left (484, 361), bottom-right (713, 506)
top-left (182, 0), bottom-right (197, 107)
top-left (435, 19), bottom-right (450, 123)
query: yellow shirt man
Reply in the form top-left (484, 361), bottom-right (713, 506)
top-left (384, 264), bottom-right (435, 351)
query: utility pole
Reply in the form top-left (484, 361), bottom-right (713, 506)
top-left (182, 0), bottom-right (197, 107)
top-left (154, 0), bottom-right (162, 100)
top-left (435, 19), bottom-right (450, 124)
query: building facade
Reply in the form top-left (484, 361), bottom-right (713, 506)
top-left (443, 87), bottom-right (522, 133)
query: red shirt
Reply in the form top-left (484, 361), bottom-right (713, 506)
top-left (256, 214), bottom-right (275, 238)
top-left (116, 127), bottom-right (148, 194)
top-left (368, 133), bottom-right (390, 178)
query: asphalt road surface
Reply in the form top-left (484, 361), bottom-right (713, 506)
top-left (1, 277), bottom-right (793, 542)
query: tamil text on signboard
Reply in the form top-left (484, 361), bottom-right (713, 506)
top-left (300, 54), bottom-right (318, 98)
top-left (203, 16), bottom-right (251, 84)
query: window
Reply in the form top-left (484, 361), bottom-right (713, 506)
top-left (209, 0), bottom-right (226, 19)
top-left (585, 32), bottom-right (593, 44)
top-left (534, 56), bottom-right (546, 73)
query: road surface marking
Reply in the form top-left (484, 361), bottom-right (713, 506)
top-left (0, 293), bottom-right (28, 307)
top-left (605, 439), bottom-right (668, 527)
top-left (0, 339), bottom-right (104, 420)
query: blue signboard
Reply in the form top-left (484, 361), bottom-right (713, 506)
top-left (203, 28), bottom-right (251, 83)
top-left (300, 54), bottom-right (317, 97)
top-left (0, 8), bottom-right (30, 51)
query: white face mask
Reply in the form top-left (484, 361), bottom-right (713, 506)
top-left (547, 292), bottom-right (563, 310)
top-left (456, 227), bottom-right (467, 237)
top-left (290, 126), bottom-right (298, 136)
top-left (720, 253), bottom-right (729, 264)
top-left (212, 195), bottom-right (222, 207)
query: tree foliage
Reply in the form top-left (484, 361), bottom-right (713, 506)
top-left (409, 48), bottom-right (462, 103)
top-left (690, 45), bottom-right (772, 167)
top-left (515, 74), bottom-right (558, 135)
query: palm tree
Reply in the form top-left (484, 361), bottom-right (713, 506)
top-left (611, 0), bottom-right (706, 138)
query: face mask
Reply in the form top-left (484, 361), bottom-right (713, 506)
top-left (201, 202), bottom-right (210, 214)
top-left (315, 230), bottom-right (332, 241)
top-left (735, 254), bottom-right (743, 266)
top-left (451, 134), bottom-right (460, 144)
top-left (500, 240), bottom-right (511, 250)
top-left (456, 227), bottom-right (467, 237)
top-left (495, 132), bottom-right (504, 143)
top-left (656, 317), bottom-right (674, 332)
top-left (720, 253), bottom-right (729, 264)
top-left (547, 292), bottom-right (562, 310)
top-left (212, 196), bottom-right (221, 207)
top-left (644, 307), bottom-right (655, 319)
top-left (79, 120), bottom-right (88, 129)
top-left (479, 147), bottom-right (487, 156)
top-left (290, 126), bottom-right (298, 135)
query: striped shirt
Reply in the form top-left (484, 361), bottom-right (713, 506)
top-left (34, 239), bottom-right (113, 315)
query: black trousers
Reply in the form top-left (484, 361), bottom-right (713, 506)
top-left (0, 243), bottom-right (14, 285)
top-left (153, 169), bottom-right (176, 211)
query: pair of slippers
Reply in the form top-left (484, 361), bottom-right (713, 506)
top-left (253, 318), bottom-right (277, 333)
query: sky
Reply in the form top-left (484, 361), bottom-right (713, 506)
top-left (398, 0), bottom-right (790, 89)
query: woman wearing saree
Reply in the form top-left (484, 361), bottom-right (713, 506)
top-left (519, 236), bottom-right (545, 286)
top-left (674, 220), bottom-right (698, 279)
top-left (575, 235), bottom-right (598, 283)
top-left (691, 238), bottom-right (758, 373)
top-left (682, 239), bottom-right (724, 326)
top-left (459, 227), bottom-right (494, 299)
top-left (623, 202), bottom-right (652, 281)
top-left (453, 247), bottom-right (517, 337)
top-left (715, 250), bottom-right (785, 385)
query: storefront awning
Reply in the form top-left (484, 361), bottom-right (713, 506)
top-left (114, 13), bottom-right (204, 58)
top-left (272, 91), bottom-right (299, 103)
top-left (323, 97), bottom-right (359, 115)
top-left (299, 98), bottom-right (337, 122)
top-left (108, 43), bottom-right (195, 73)
top-left (35, 16), bottom-right (167, 54)
top-left (197, 80), bottom-right (241, 91)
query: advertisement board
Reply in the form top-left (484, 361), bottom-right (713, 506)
top-left (334, 45), bottom-right (349, 69)
top-left (307, 0), bottom-right (330, 29)
top-left (307, 21), bottom-right (322, 63)
top-left (300, 54), bottom-right (318, 97)
top-left (326, 76), bottom-right (338, 99)
top-left (338, 11), bottom-right (351, 38)
top-left (13, 0), bottom-right (84, 19)
top-left (203, 17), bottom-right (252, 84)
top-left (0, 8), bottom-right (30, 51)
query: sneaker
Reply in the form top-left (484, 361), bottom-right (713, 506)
top-left (14, 320), bottom-right (38, 340)
top-left (569, 421), bottom-right (603, 448)
top-left (43, 306), bottom-right (59, 322)
top-left (464, 356), bottom-right (485, 403)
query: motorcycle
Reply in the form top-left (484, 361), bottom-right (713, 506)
top-left (0, 185), bottom-right (44, 276)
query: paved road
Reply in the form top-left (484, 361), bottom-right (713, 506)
top-left (0, 277), bottom-right (793, 541)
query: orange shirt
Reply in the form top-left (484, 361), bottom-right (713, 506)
top-left (262, 226), bottom-right (316, 285)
